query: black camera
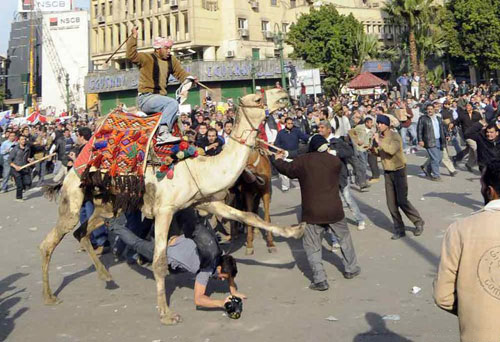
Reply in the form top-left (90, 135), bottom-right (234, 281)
top-left (224, 296), bottom-right (243, 319)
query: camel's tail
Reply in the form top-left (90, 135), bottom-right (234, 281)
top-left (42, 181), bottom-right (64, 201)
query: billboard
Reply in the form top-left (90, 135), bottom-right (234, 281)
top-left (18, 0), bottom-right (72, 13)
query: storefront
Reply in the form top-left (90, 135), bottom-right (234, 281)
top-left (85, 59), bottom-right (305, 115)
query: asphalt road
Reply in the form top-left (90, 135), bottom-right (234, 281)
top-left (1, 151), bottom-right (480, 342)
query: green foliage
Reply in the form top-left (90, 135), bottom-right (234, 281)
top-left (426, 65), bottom-right (444, 86)
top-left (383, 0), bottom-right (434, 28)
top-left (353, 32), bottom-right (381, 70)
top-left (444, 0), bottom-right (500, 70)
top-left (286, 4), bottom-right (363, 93)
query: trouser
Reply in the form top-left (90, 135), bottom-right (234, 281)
top-left (52, 160), bottom-right (63, 176)
top-left (454, 138), bottom-right (477, 167)
top-left (12, 169), bottom-right (31, 199)
top-left (425, 142), bottom-right (443, 177)
top-left (411, 86), bottom-right (419, 98)
top-left (299, 94), bottom-right (307, 108)
top-left (303, 219), bottom-right (360, 283)
top-left (137, 93), bottom-right (179, 128)
top-left (79, 200), bottom-right (108, 247)
top-left (347, 154), bottom-right (367, 187)
top-left (400, 124), bottom-right (417, 151)
top-left (1, 159), bottom-right (10, 191)
top-left (367, 151), bottom-right (380, 179)
top-left (449, 135), bottom-right (462, 156)
top-left (400, 85), bottom-right (408, 99)
top-left (110, 221), bottom-right (154, 262)
top-left (280, 174), bottom-right (290, 191)
top-left (384, 167), bottom-right (424, 233)
top-left (340, 185), bottom-right (366, 224)
top-left (423, 145), bottom-right (455, 174)
top-left (34, 160), bottom-right (47, 185)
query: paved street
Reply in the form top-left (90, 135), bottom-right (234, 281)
top-left (0, 151), bottom-right (480, 342)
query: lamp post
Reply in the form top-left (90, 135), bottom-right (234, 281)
top-left (273, 23), bottom-right (287, 92)
top-left (65, 73), bottom-right (70, 114)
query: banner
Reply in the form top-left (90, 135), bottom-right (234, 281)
top-left (0, 110), bottom-right (12, 126)
top-left (19, 0), bottom-right (72, 13)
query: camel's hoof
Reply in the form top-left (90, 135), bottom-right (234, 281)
top-left (245, 247), bottom-right (254, 255)
top-left (97, 271), bottom-right (113, 282)
top-left (290, 222), bottom-right (306, 239)
top-left (267, 246), bottom-right (278, 253)
top-left (44, 295), bottom-right (63, 306)
top-left (160, 313), bottom-right (182, 325)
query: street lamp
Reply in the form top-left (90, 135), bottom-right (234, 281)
top-left (273, 23), bottom-right (287, 92)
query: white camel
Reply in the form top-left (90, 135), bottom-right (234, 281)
top-left (39, 92), bottom-right (304, 325)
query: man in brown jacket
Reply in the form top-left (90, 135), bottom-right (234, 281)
top-left (374, 115), bottom-right (424, 240)
top-left (434, 160), bottom-right (500, 342)
top-left (126, 27), bottom-right (195, 144)
top-left (273, 135), bottom-right (361, 291)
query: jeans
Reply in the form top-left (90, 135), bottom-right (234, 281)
top-left (449, 135), bottom-right (462, 156)
top-left (426, 142), bottom-right (443, 177)
top-left (367, 151), bottom-right (380, 179)
top-left (340, 186), bottom-right (366, 224)
top-left (137, 93), bottom-right (179, 128)
top-left (303, 219), bottom-right (360, 283)
top-left (384, 167), bottom-right (424, 233)
top-left (347, 153), bottom-right (367, 187)
top-left (34, 160), bottom-right (47, 185)
top-left (400, 85), bottom-right (408, 99)
top-left (400, 123), bottom-right (417, 151)
top-left (12, 169), bottom-right (31, 199)
top-left (79, 200), bottom-right (108, 247)
top-left (423, 145), bottom-right (455, 174)
top-left (2, 159), bottom-right (10, 191)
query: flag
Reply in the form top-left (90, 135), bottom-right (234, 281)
top-left (50, 18), bottom-right (58, 27)
top-left (0, 110), bottom-right (12, 126)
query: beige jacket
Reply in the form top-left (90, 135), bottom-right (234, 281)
top-left (434, 199), bottom-right (500, 342)
top-left (348, 124), bottom-right (374, 152)
top-left (375, 129), bottom-right (406, 171)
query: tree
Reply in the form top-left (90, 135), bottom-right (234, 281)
top-left (353, 31), bottom-right (381, 73)
top-left (286, 4), bottom-right (363, 92)
top-left (383, 0), bottom-right (434, 75)
top-left (444, 0), bottom-right (500, 72)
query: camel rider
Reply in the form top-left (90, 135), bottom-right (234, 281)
top-left (108, 208), bottom-right (247, 309)
top-left (126, 27), bottom-right (197, 144)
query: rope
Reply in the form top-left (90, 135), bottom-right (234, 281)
top-left (183, 159), bottom-right (206, 198)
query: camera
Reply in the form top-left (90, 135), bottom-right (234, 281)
top-left (224, 296), bottom-right (243, 319)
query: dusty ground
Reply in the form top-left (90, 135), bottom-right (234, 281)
top-left (1, 152), bottom-right (479, 342)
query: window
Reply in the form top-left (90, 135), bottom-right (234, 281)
top-left (238, 18), bottom-right (248, 29)
top-left (282, 23), bottom-right (288, 33)
top-left (271, 0), bottom-right (277, 5)
top-left (108, 1), bottom-right (113, 16)
top-left (290, 0), bottom-right (296, 8)
top-left (252, 48), bottom-right (260, 60)
top-left (184, 11), bottom-right (189, 35)
top-left (100, 3), bottom-right (105, 15)
top-left (93, 4), bottom-right (98, 17)
top-left (261, 20), bottom-right (269, 32)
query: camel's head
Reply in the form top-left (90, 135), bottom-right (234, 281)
top-left (265, 88), bottom-right (289, 114)
top-left (237, 94), bottom-right (266, 126)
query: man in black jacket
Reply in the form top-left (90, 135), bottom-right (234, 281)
top-left (417, 104), bottom-right (448, 181)
top-left (453, 103), bottom-right (482, 171)
top-left (466, 122), bottom-right (500, 173)
top-left (8, 135), bottom-right (32, 201)
top-left (272, 134), bottom-right (361, 291)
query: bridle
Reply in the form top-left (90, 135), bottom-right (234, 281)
top-left (227, 99), bottom-right (263, 147)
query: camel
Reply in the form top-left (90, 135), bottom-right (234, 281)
top-left (39, 93), bottom-right (304, 325)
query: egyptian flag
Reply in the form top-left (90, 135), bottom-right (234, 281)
top-left (22, 0), bottom-right (33, 11)
top-left (50, 18), bottom-right (58, 27)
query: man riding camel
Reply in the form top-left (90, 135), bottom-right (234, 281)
top-left (126, 27), bottom-right (197, 144)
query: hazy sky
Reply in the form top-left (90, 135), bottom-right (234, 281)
top-left (0, 0), bottom-right (90, 56)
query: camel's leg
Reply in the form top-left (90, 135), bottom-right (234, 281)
top-left (40, 174), bottom-right (83, 305)
top-left (78, 209), bottom-right (112, 282)
top-left (244, 193), bottom-right (255, 255)
top-left (197, 201), bottom-right (305, 239)
top-left (262, 192), bottom-right (277, 253)
top-left (153, 209), bottom-right (181, 325)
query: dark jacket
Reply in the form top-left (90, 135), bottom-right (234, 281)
top-left (457, 110), bottom-right (482, 138)
top-left (466, 123), bottom-right (500, 168)
top-left (273, 152), bottom-right (344, 225)
top-left (8, 144), bottom-right (31, 168)
top-left (293, 116), bottom-right (310, 135)
top-left (274, 127), bottom-right (309, 154)
top-left (199, 137), bottom-right (224, 156)
top-left (417, 114), bottom-right (447, 149)
top-left (328, 137), bottom-right (354, 190)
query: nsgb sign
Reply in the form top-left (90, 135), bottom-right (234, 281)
top-left (19, 0), bottom-right (72, 12)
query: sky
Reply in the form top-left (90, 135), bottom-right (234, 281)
top-left (0, 0), bottom-right (90, 56)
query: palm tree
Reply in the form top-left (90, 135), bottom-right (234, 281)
top-left (383, 0), bottom-right (434, 76)
top-left (353, 30), bottom-right (381, 73)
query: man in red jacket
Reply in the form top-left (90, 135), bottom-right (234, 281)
top-left (273, 135), bottom-right (361, 291)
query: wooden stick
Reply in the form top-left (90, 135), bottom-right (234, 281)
top-left (256, 138), bottom-right (286, 153)
top-left (19, 153), bottom-right (56, 170)
top-left (105, 32), bottom-right (133, 64)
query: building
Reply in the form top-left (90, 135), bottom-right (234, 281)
top-left (86, 0), bottom-right (400, 112)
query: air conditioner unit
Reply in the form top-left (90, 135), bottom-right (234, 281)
top-left (226, 50), bottom-right (235, 58)
top-left (250, 1), bottom-right (259, 9)
top-left (264, 31), bottom-right (274, 39)
top-left (171, 0), bottom-right (178, 7)
top-left (97, 15), bottom-right (105, 24)
top-left (239, 28), bottom-right (249, 37)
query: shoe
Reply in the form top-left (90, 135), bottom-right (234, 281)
top-left (430, 176), bottom-right (443, 182)
top-left (330, 241), bottom-right (340, 251)
top-left (450, 171), bottom-right (458, 177)
top-left (15, 198), bottom-right (25, 203)
top-left (357, 221), bottom-right (366, 231)
top-left (451, 156), bottom-right (458, 167)
top-left (391, 232), bottom-right (406, 240)
top-left (309, 280), bottom-right (329, 291)
top-left (343, 268), bottom-right (361, 279)
top-left (156, 126), bottom-right (181, 145)
top-left (367, 178), bottom-right (380, 184)
top-left (359, 183), bottom-right (370, 191)
top-left (411, 147), bottom-right (418, 154)
top-left (414, 224), bottom-right (424, 236)
top-left (281, 188), bottom-right (289, 192)
top-left (465, 165), bottom-right (474, 173)
top-left (420, 165), bottom-right (431, 178)
top-left (404, 149), bottom-right (411, 155)
top-left (1, 189), bottom-right (7, 193)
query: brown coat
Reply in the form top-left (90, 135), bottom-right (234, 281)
top-left (273, 152), bottom-right (344, 225)
top-left (126, 36), bottom-right (189, 95)
top-left (434, 200), bottom-right (500, 342)
top-left (375, 129), bottom-right (406, 171)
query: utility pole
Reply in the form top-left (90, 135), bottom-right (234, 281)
top-left (65, 73), bottom-right (70, 114)
top-left (28, 7), bottom-right (37, 113)
top-left (251, 61), bottom-right (256, 93)
top-left (273, 24), bottom-right (287, 92)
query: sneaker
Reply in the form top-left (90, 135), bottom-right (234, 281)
top-left (343, 268), bottom-right (361, 279)
top-left (357, 221), bottom-right (366, 231)
top-left (391, 232), bottom-right (406, 240)
top-left (430, 176), bottom-right (443, 182)
top-left (15, 198), bottom-right (25, 203)
top-left (309, 280), bottom-right (329, 291)
top-left (450, 171), bottom-right (458, 177)
top-left (420, 165), bottom-right (431, 178)
top-left (465, 164), bottom-right (474, 173)
top-left (367, 178), bottom-right (380, 184)
top-left (451, 156), bottom-right (458, 167)
top-left (281, 188), bottom-right (289, 192)
top-left (156, 126), bottom-right (181, 145)
top-left (404, 149), bottom-right (411, 155)
top-left (359, 183), bottom-right (370, 192)
top-left (411, 147), bottom-right (418, 154)
top-left (330, 241), bottom-right (340, 250)
top-left (414, 222), bottom-right (424, 236)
